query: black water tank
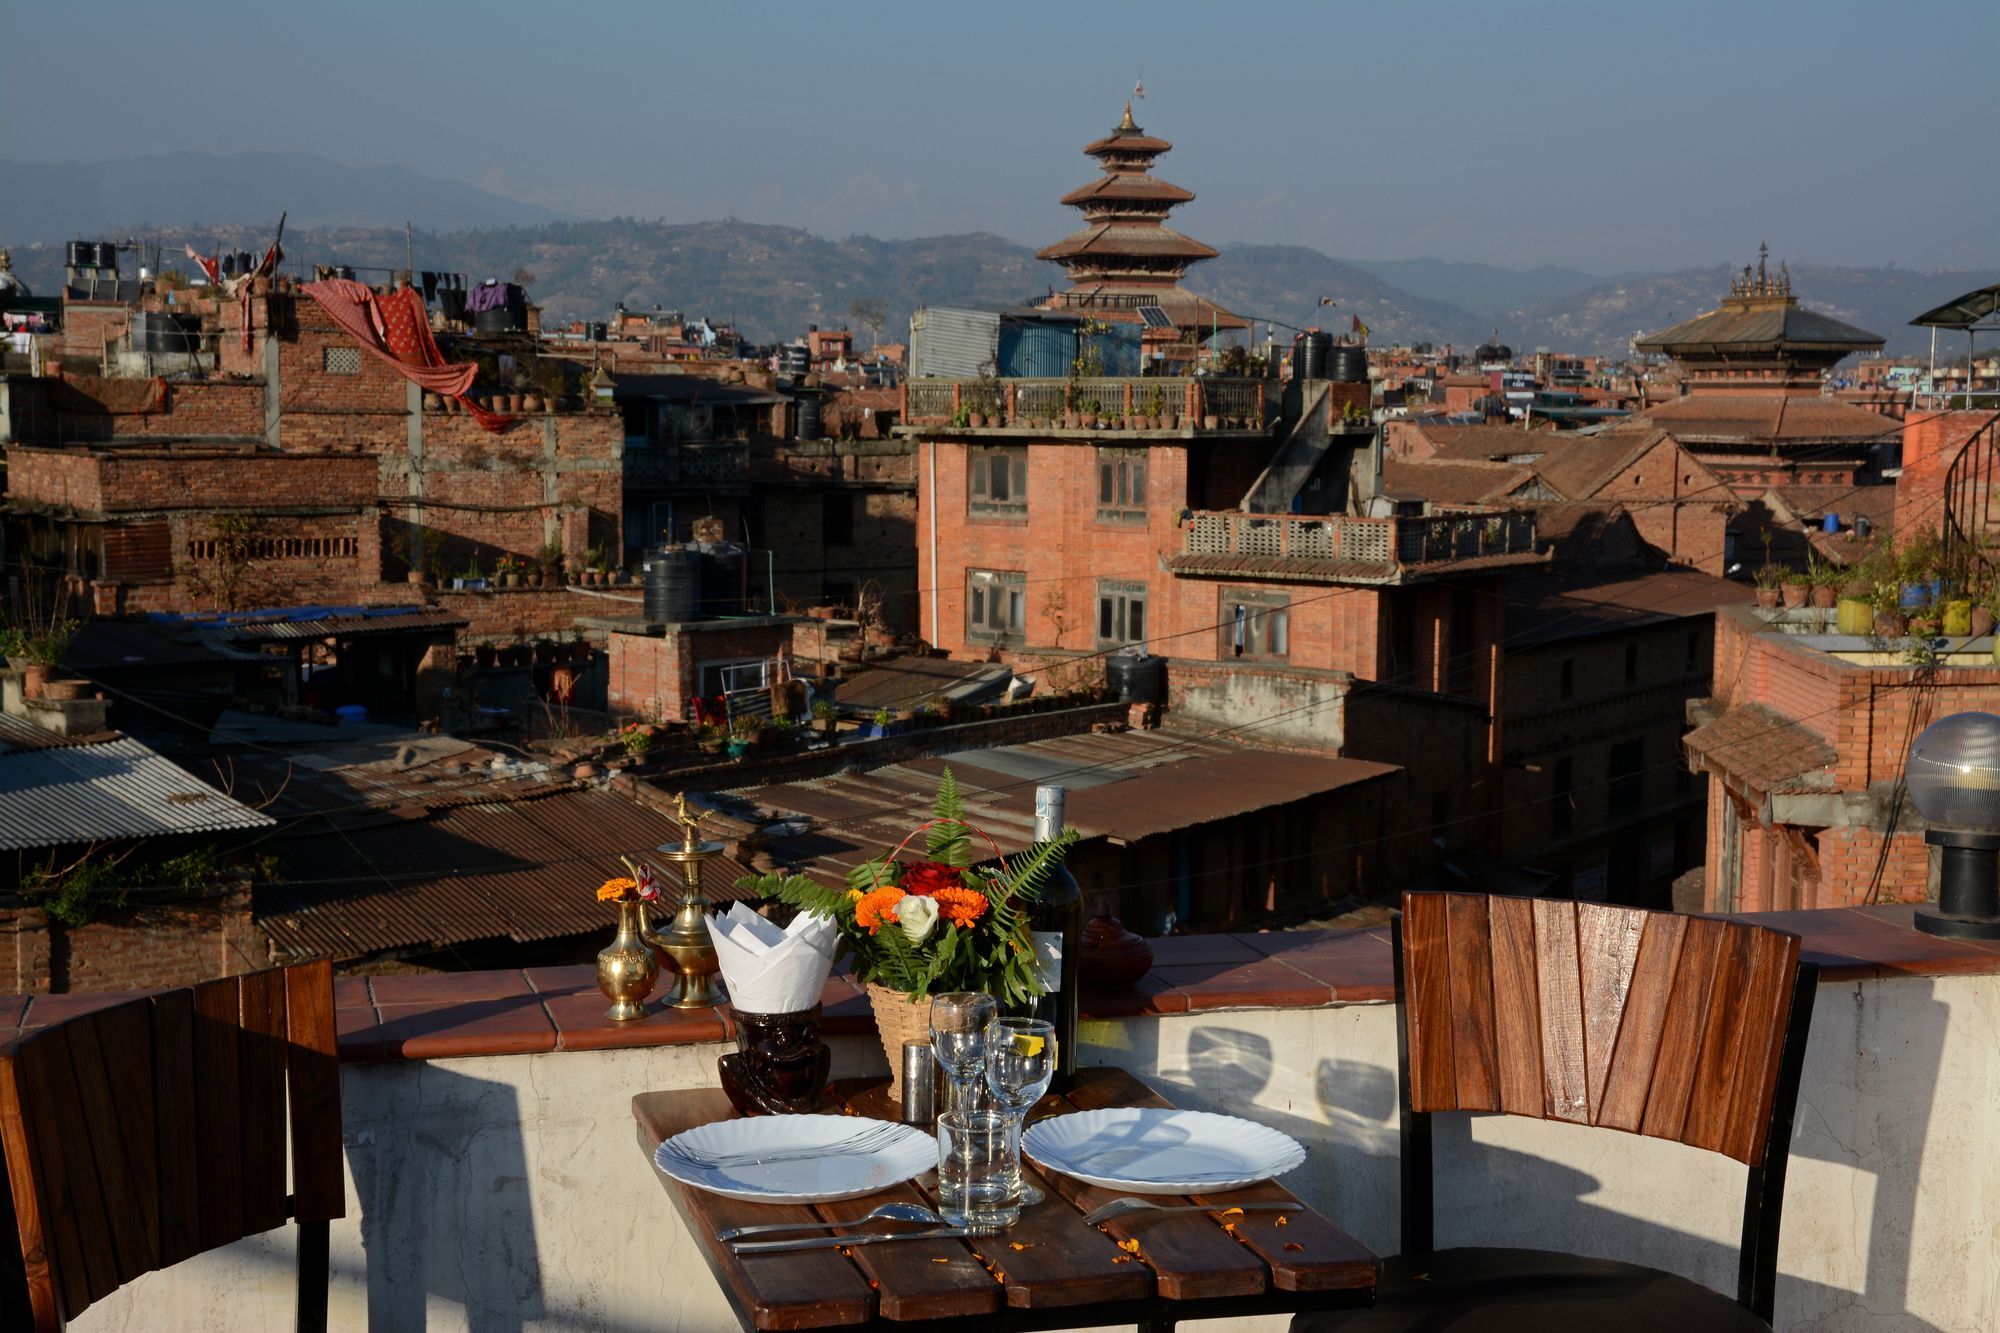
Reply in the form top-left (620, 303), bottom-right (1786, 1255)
top-left (698, 543), bottom-right (747, 616)
top-left (1106, 652), bottom-right (1165, 705)
top-left (642, 547), bottom-right (699, 624)
top-left (588, 321), bottom-right (608, 341)
top-left (780, 343), bottom-right (811, 376)
top-left (1292, 331), bottom-right (1332, 380)
top-left (1329, 344), bottom-right (1369, 383)
top-left (794, 395), bottom-right (822, 441)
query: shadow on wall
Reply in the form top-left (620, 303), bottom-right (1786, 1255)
top-left (1086, 990), bottom-right (1953, 1332)
top-left (347, 1061), bottom-right (548, 1332)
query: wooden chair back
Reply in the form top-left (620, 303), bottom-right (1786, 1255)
top-left (0, 960), bottom-right (344, 1332)
top-left (1395, 892), bottom-right (1817, 1320)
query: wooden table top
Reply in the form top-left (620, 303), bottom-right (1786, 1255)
top-left (633, 1066), bottom-right (1376, 1332)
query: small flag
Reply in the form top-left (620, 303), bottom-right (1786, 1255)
top-left (634, 861), bottom-right (662, 902)
top-left (1318, 296), bottom-right (1337, 307)
top-left (1133, 78), bottom-right (1146, 100)
top-left (184, 244), bottom-right (220, 286)
top-left (1352, 314), bottom-right (1369, 339)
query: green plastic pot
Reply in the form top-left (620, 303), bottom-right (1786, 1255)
top-left (1943, 599), bottom-right (1974, 637)
top-left (1835, 597), bottom-right (1873, 636)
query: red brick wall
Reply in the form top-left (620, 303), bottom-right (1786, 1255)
top-left (1592, 434), bottom-right (1736, 575)
top-left (86, 451), bottom-right (377, 512)
top-left (437, 586), bottom-right (639, 642)
top-left (1896, 410), bottom-right (1993, 542)
top-left (0, 885), bottom-right (265, 994)
top-left (606, 623), bottom-right (794, 720)
top-left (5, 447), bottom-right (104, 509)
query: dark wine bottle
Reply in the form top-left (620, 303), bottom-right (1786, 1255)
top-left (1030, 784), bottom-right (1082, 1092)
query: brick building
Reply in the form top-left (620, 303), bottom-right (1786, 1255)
top-left (1384, 424), bottom-right (1741, 574)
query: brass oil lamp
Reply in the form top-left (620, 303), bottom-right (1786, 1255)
top-left (650, 792), bottom-right (727, 1008)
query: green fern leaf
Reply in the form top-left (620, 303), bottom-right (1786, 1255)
top-left (925, 768), bottom-right (973, 867)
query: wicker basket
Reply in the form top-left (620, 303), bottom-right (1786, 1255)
top-left (866, 982), bottom-right (931, 1101)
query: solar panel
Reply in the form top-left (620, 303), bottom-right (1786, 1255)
top-left (1136, 306), bottom-right (1173, 328)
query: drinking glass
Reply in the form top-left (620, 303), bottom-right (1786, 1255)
top-left (986, 1017), bottom-right (1055, 1207)
top-left (928, 992), bottom-right (996, 1118)
top-left (934, 1110), bottom-right (1018, 1229)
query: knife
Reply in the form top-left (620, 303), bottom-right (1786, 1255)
top-left (731, 1226), bottom-right (985, 1254)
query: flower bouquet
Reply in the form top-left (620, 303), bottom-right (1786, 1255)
top-left (735, 769), bottom-right (1078, 1095)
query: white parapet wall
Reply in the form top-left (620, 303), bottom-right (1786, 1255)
top-left (70, 972), bottom-right (2000, 1332)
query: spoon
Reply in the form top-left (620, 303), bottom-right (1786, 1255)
top-left (715, 1202), bottom-right (946, 1242)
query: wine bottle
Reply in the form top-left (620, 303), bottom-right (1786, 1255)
top-left (1030, 784), bottom-right (1082, 1092)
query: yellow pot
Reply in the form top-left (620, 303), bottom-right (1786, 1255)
top-left (1835, 597), bottom-right (1873, 636)
top-left (1943, 599), bottom-right (1973, 636)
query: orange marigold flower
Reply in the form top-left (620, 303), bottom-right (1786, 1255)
top-left (933, 885), bottom-right (988, 927)
top-left (855, 886), bottom-right (906, 933)
top-left (596, 876), bottom-right (638, 902)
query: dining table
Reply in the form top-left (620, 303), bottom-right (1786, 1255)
top-left (633, 1066), bottom-right (1378, 1332)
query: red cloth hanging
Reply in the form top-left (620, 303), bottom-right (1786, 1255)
top-left (301, 279), bottom-right (513, 432)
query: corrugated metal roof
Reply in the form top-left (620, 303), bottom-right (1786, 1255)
top-left (0, 712), bottom-right (106, 754)
top-left (146, 604), bottom-right (467, 644)
top-left (729, 730), bottom-right (1398, 890)
top-left (834, 659), bottom-right (1011, 714)
top-left (0, 736), bottom-right (275, 849)
top-left (257, 785), bottom-right (753, 960)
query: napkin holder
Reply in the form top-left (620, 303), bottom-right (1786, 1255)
top-left (719, 1004), bottom-right (831, 1115)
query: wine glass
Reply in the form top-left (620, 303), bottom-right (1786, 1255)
top-left (987, 1016), bottom-right (1055, 1207)
top-left (929, 992), bottom-right (996, 1117)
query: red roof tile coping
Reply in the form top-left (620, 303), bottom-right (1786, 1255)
top-left (11, 907), bottom-right (1996, 1062)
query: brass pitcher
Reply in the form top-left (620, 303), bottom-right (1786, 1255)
top-left (597, 898), bottom-right (660, 1021)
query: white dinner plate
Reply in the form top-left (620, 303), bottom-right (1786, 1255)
top-left (1023, 1108), bottom-right (1305, 1194)
top-left (653, 1115), bottom-right (935, 1203)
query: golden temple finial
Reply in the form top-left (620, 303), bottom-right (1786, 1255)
top-left (1119, 100), bottom-right (1137, 131)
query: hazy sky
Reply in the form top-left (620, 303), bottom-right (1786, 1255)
top-left (3, 0), bottom-right (1993, 273)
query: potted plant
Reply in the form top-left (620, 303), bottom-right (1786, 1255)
top-left (1805, 556), bottom-right (1839, 609)
top-left (1836, 580), bottom-right (1873, 636)
top-left (1871, 583), bottom-right (1908, 639)
top-left (725, 715), bottom-right (757, 759)
top-left (1778, 566), bottom-right (1809, 609)
top-left (696, 723), bottom-right (726, 755)
top-left (733, 768), bottom-right (1079, 1098)
top-left (618, 722), bottom-right (654, 763)
top-left (505, 632), bottom-right (533, 667)
top-left (532, 636), bottom-right (558, 665)
top-left (539, 540), bottom-right (565, 589)
top-left (862, 706), bottom-right (899, 740)
top-left (1753, 564), bottom-right (1784, 610)
top-left (0, 620), bottom-right (77, 700)
top-left (812, 698), bottom-right (838, 738)
top-left (473, 638), bottom-right (498, 669)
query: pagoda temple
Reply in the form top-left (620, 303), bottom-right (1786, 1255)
top-left (1037, 104), bottom-right (1246, 364)
top-left (1630, 246), bottom-right (1897, 495)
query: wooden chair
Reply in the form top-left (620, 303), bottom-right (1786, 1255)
top-left (0, 960), bottom-right (344, 1332)
top-left (1294, 892), bottom-right (1818, 1333)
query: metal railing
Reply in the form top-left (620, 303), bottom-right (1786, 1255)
top-left (1183, 510), bottom-right (1536, 568)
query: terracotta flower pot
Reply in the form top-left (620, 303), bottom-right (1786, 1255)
top-left (1973, 607), bottom-right (1996, 638)
top-left (1780, 582), bottom-right (1809, 609)
top-left (20, 663), bottom-right (50, 699)
top-left (1756, 587), bottom-right (1781, 609)
top-left (1875, 610), bottom-right (1908, 637)
top-left (1809, 586), bottom-right (1837, 608)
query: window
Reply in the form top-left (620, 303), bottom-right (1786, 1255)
top-left (1609, 739), bottom-right (1645, 818)
top-left (699, 658), bottom-right (770, 695)
top-left (1624, 643), bottom-right (1639, 685)
top-left (968, 446), bottom-right (1027, 517)
top-left (1096, 579), bottom-right (1148, 648)
top-left (1559, 658), bottom-right (1575, 700)
top-left (1686, 633), bottom-right (1700, 672)
top-left (1221, 589), bottom-right (1289, 659)
top-left (822, 492), bottom-right (855, 546)
top-left (1551, 757), bottom-right (1574, 839)
top-left (322, 346), bottom-right (360, 375)
top-left (967, 569), bottom-right (1025, 642)
top-left (1096, 447), bottom-right (1148, 524)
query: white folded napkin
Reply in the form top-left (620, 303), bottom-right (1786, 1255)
top-left (705, 903), bottom-right (837, 1014)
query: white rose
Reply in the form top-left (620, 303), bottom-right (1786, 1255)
top-left (895, 894), bottom-right (940, 943)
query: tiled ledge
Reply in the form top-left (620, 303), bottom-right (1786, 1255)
top-left (7, 905), bottom-right (1997, 1062)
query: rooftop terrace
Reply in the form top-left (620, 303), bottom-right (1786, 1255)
top-left (14, 903), bottom-right (1996, 1331)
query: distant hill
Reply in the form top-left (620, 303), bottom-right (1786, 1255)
top-left (0, 151), bottom-right (569, 239)
top-left (1344, 257), bottom-right (1604, 322)
top-left (3, 201), bottom-right (1983, 357)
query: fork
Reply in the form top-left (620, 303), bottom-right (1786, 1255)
top-left (1081, 1197), bottom-right (1296, 1227)
top-left (660, 1122), bottom-right (907, 1171)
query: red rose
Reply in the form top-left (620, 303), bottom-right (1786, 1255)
top-left (898, 860), bottom-right (965, 897)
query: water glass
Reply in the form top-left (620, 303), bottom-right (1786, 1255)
top-left (933, 1110), bottom-right (1019, 1229)
top-left (987, 1017), bottom-right (1055, 1206)
top-left (928, 991), bottom-right (996, 1117)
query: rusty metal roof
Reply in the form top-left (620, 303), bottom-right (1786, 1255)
top-left (727, 730), bottom-right (1398, 890)
top-left (0, 735), bottom-right (275, 850)
top-left (834, 659), bottom-right (1011, 714)
top-left (147, 604), bottom-right (467, 644)
top-left (257, 784), bottom-right (752, 961)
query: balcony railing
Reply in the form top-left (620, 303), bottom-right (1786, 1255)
top-left (1183, 509), bottom-right (1538, 567)
top-left (902, 376), bottom-right (1273, 432)
top-left (622, 441), bottom-right (746, 487)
